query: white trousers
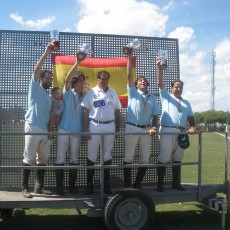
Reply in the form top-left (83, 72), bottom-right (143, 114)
top-left (56, 129), bottom-right (80, 165)
top-left (124, 124), bottom-right (151, 164)
top-left (158, 126), bottom-right (184, 163)
top-left (87, 122), bottom-right (115, 163)
top-left (23, 122), bottom-right (51, 165)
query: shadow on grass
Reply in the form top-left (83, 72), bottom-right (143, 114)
top-left (0, 204), bottom-right (229, 230)
top-left (0, 209), bottom-right (107, 230)
top-left (155, 204), bottom-right (230, 230)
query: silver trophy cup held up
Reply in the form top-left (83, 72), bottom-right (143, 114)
top-left (159, 50), bottom-right (168, 69)
top-left (123, 38), bottom-right (141, 55)
top-left (50, 30), bottom-right (60, 51)
top-left (77, 43), bottom-right (92, 61)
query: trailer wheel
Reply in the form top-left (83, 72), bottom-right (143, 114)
top-left (0, 209), bottom-right (14, 219)
top-left (104, 189), bottom-right (155, 230)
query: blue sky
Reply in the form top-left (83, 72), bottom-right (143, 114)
top-left (1, 0), bottom-right (230, 112)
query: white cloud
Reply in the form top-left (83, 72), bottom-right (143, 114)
top-left (168, 26), bottom-right (195, 49)
top-left (162, 0), bottom-right (176, 12)
top-left (76, 0), bottom-right (168, 37)
top-left (10, 12), bottom-right (55, 29)
top-left (215, 39), bottom-right (230, 63)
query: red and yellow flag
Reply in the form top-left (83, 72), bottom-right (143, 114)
top-left (51, 54), bottom-right (136, 107)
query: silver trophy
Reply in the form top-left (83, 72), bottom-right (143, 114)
top-left (50, 30), bottom-right (60, 51)
top-left (159, 50), bottom-right (168, 69)
top-left (123, 38), bottom-right (141, 55)
top-left (77, 43), bottom-right (92, 61)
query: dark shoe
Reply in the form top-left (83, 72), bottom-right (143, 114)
top-left (34, 183), bottom-right (52, 195)
top-left (22, 188), bottom-right (33, 198)
top-left (172, 183), bottom-right (185, 191)
top-left (85, 183), bottom-right (93, 195)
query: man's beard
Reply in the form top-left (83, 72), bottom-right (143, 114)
top-left (41, 82), bottom-right (51, 89)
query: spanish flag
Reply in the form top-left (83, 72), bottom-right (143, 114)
top-left (51, 54), bottom-right (136, 108)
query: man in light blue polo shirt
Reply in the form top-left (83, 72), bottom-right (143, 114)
top-left (21, 43), bottom-right (57, 198)
top-left (157, 59), bottom-right (196, 192)
top-left (55, 58), bottom-right (85, 195)
top-left (123, 50), bottom-right (160, 190)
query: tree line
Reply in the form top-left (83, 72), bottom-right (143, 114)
top-left (194, 110), bottom-right (230, 132)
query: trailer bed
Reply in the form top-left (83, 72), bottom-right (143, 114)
top-left (0, 184), bottom-right (226, 210)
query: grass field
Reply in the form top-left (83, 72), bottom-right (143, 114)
top-left (0, 132), bottom-right (230, 230)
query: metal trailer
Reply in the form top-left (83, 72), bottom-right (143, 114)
top-left (0, 131), bottom-right (229, 230)
top-left (0, 30), bottom-right (229, 229)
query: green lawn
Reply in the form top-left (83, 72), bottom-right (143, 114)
top-left (0, 132), bottom-right (230, 230)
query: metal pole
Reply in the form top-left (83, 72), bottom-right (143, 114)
top-left (100, 133), bottom-right (105, 208)
top-left (221, 198), bottom-right (226, 230)
top-left (197, 132), bottom-right (202, 201)
top-left (224, 124), bottom-right (229, 188)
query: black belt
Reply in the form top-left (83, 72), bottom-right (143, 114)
top-left (162, 125), bottom-right (185, 131)
top-left (90, 119), bottom-right (114, 124)
top-left (127, 122), bottom-right (150, 129)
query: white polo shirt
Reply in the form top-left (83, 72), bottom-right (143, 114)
top-left (81, 85), bottom-right (121, 122)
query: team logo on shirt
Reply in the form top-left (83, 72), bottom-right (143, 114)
top-left (93, 100), bottom-right (106, 108)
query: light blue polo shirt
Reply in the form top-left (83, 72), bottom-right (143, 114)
top-left (58, 87), bottom-right (84, 136)
top-left (160, 87), bottom-right (193, 127)
top-left (127, 85), bottom-right (160, 125)
top-left (25, 76), bottom-right (52, 129)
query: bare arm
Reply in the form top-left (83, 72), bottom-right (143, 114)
top-left (33, 43), bottom-right (53, 81)
top-left (157, 59), bottom-right (165, 90)
top-left (188, 116), bottom-right (196, 134)
top-left (127, 51), bottom-right (134, 87)
top-left (146, 115), bottom-right (158, 136)
top-left (64, 59), bottom-right (82, 89)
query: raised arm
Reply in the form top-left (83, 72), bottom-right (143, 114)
top-left (33, 43), bottom-right (53, 81)
top-left (64, 59), bottom-right (82, 89)
top-left (157, 59), bottom-right (165, 90)
top-left (127, 51), bottom-right (135, 87)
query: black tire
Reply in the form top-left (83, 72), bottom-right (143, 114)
top-left (104, 188), bottom-right (155, 230)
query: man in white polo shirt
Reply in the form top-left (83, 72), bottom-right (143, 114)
top-left (123, 50), bottom-right (160, 190)
top-left (82, 70), bottom-right (121, 195)
top-left (21, 42), bottom-right (57, 198)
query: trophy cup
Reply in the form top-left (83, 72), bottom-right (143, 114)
top-left (77, 43), bottom-right (92, 61)
top-left (122, 38), bottom-right (141, 55)
top-left (50, 30), bottom-right (60, 51)
top-left (159, 50), bottom-right (168, 69)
